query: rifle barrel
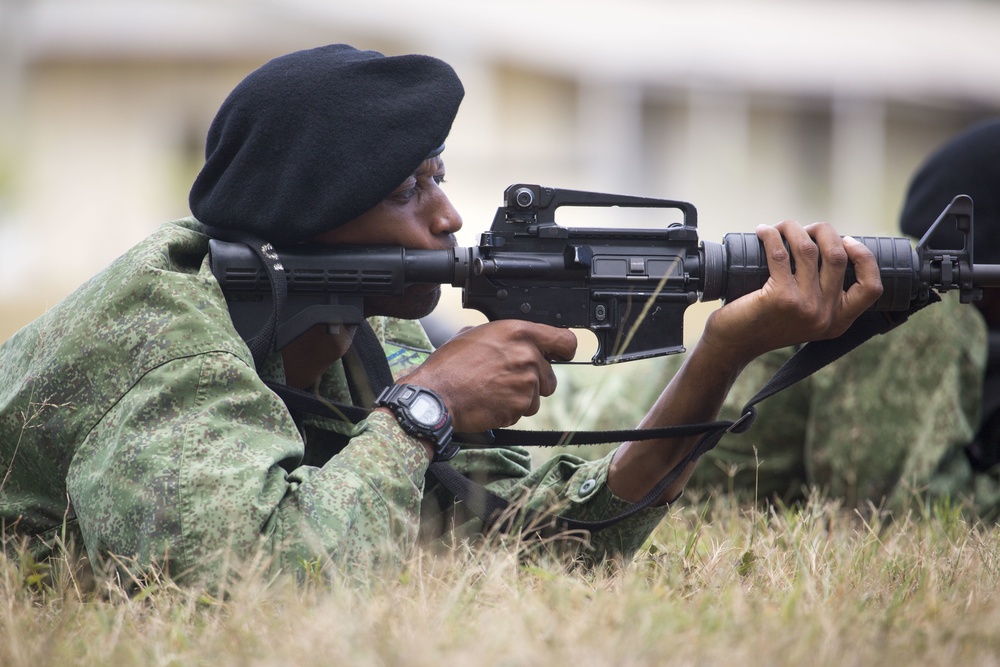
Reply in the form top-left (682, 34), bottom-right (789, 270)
top-left (974, 264), bottom-right (1000, 287)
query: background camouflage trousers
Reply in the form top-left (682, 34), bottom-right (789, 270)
top-left (524, 292), bottom-right (1000, 519)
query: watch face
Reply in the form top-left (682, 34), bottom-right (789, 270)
top-left (409, 392), bottom-right (444, 426)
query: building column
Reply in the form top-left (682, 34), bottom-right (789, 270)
top-left (681, 88), bottom-right (750, 240)
top-left (576, 78), bottom-right (644, 195)
top-left (830, 96), bottom-right (886, 234)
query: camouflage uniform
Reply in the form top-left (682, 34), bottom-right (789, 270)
top-left (0, 219), bottom-right (665, 582)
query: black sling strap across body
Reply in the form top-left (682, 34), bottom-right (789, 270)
top-left (266, 297), bottom-right (935, 537)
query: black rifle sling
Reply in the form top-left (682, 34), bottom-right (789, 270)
top-left (206, 228), bottom-right (288, 371)
top-left (266, 295), bottom-right (939, 535)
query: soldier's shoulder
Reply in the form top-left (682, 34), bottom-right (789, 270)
top-left (380, 317), bottom-right (434, 350)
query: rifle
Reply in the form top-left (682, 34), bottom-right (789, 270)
top-left (209, 185), bottom-right (1000, 364)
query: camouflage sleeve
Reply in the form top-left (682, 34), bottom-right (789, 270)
top-left (66, 351), bottom-right (430, 583)
top-left (507, 449), bottom-right (670, 560)
top-left (421, 446), bottom-right (667, 562)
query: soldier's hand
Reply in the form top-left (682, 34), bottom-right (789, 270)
top-left (400, 320), bottom-right (578, 433)
top-left (700, 221), bottom-right (883, 367)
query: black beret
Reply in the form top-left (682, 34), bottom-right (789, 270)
top-left (189, 44), bottom-right (464, 245)
top-left (899, 118), bottom-right (1000, 264)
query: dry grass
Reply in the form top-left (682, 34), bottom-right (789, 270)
top-left (3, 492), bottom-right (1000, 667)
top-left (3, 312), bottom-right (996, 664)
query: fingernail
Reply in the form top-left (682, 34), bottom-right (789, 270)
top-left (843, 235), bottom-right (860, 245)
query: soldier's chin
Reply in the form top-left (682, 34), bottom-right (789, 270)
top-left (366, 286), bottom-right (441, 320)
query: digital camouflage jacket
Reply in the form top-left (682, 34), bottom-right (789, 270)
top-left (0, 219), bottom-right (666, 582)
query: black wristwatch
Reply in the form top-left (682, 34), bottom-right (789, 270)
top-left (375, 384), bottom-right (458, 462)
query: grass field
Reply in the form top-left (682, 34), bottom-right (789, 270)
top-left (3, 492), bottom-right (999, 667)
top-left (2, 307), bottom-right (997, 665)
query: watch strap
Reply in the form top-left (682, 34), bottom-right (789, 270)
top-left (375, 384), bottom-right (458, 462)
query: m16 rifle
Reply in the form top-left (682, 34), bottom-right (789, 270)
top-left (209, 185), bottom-right (1000, 364)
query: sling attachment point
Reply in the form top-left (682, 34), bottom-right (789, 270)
top-left (727, 408), bottom-right (757, 434)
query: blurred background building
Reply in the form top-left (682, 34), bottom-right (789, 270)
top-left (1, 0), bottom-right (999, 345)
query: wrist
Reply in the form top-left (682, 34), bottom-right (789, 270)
top-left (688, 326), bottom-right (754, 383)
top-left (374, 384), bottom-right (458, 462)
top-left (373, 406), bottom-right (436, 461)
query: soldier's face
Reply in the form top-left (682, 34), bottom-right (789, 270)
top-left (314, 156), bottom-right (463, 320)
